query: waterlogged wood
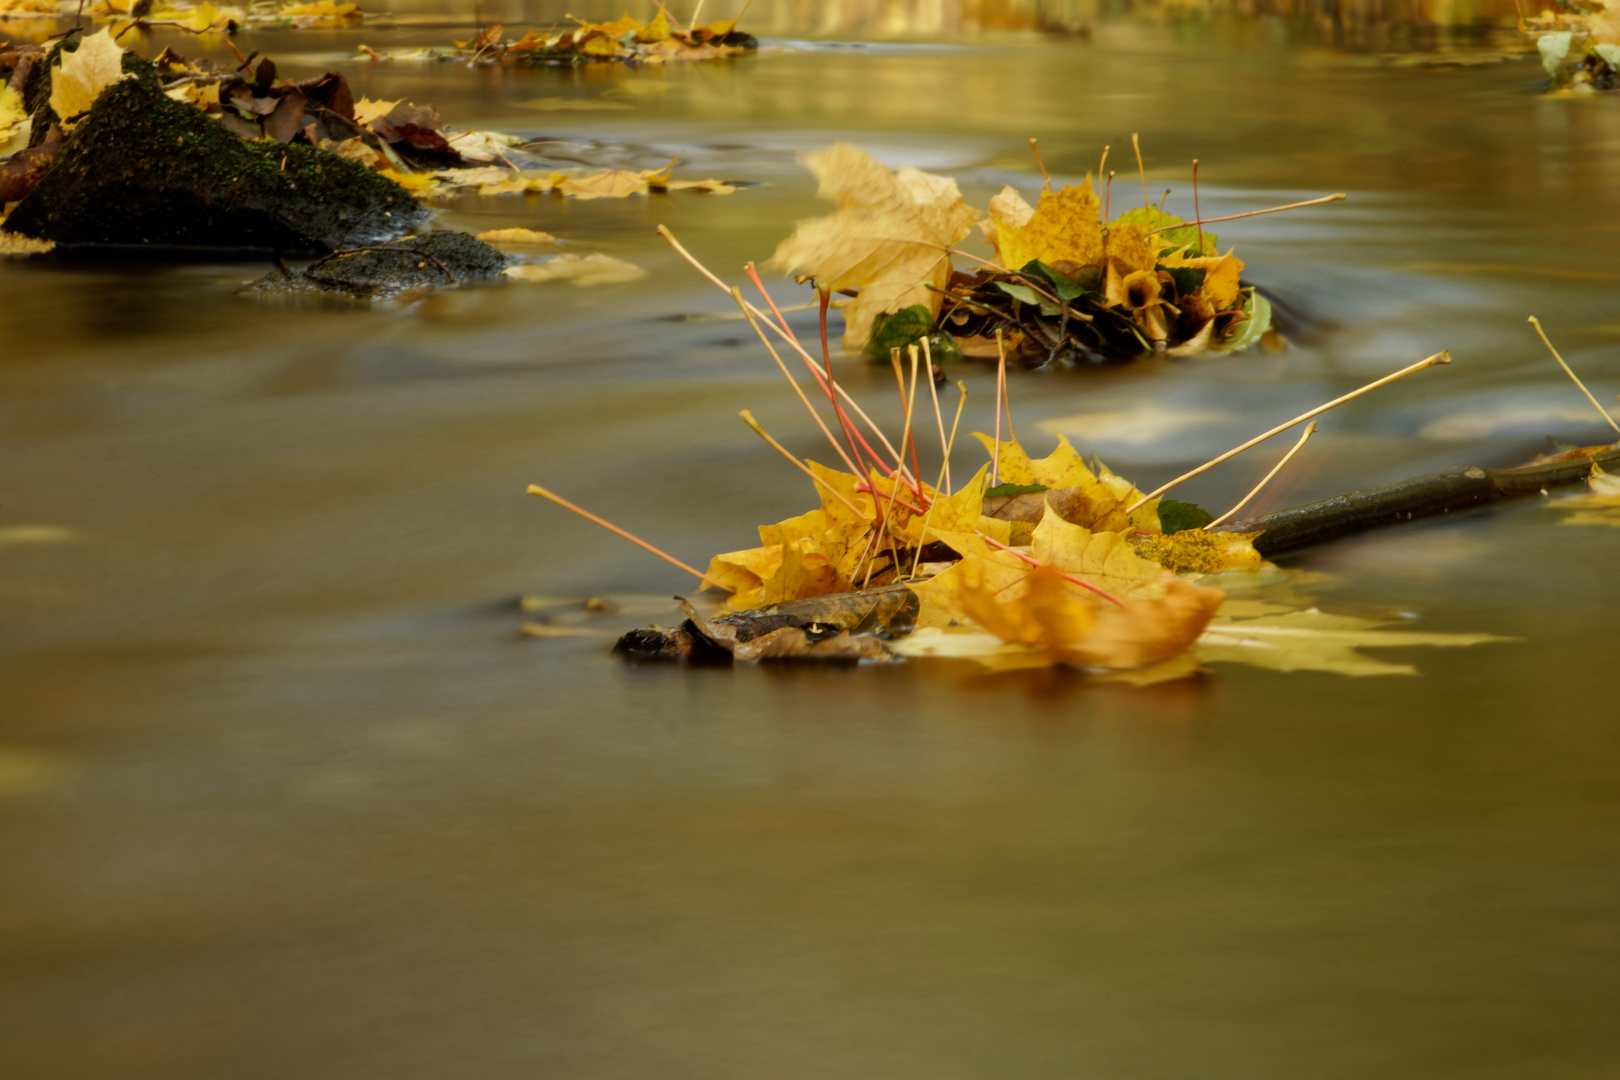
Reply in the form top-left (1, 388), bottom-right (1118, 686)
top-left (1225, 444), bottom-right (1620, 555)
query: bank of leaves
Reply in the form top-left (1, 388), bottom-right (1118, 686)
top-left (443, 12), bottom-right (756, 66)
top-left (770, 143), bottom-right (1274, 365)
top-left (0, 0), bottom-right (365, 29)
top-left (1526, 2), bottom-right (1620, 92)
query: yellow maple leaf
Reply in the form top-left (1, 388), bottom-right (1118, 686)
top-left (475, 227), bottom-right (557, 246)
top-left (49, 29), bottom-right (131, 129)
top-left (992, 181), bottom-right (1104, 275)
top-left (352, 97), bottom-right (400, 127)
top-left (636, 10), bottom-right (671, 42)
top-left (502, 254), bottom-right (647, 285)
top-left (0, 86), bottom-right (28, 152)
top-left (950, 560), bottom-right (1224, 671)
top-left (768, 142), bottom-right (979, 349)
top-left (1128, 526), bottom-right (1265, 575)
top-left (1162, 249), bottom-right (1245, 310)
top-left (377, 168), bottom-right (437, 193)
top-left (1198, 608), bottom-right (1510, 676)
top-left (176, 1), bottom-right (227, 32)
top-left (974, 431), bottom-right (1096, 489)
top-left (557, 169), bottom-right (653, 199)
top-left (979, 184), bottom-right (1034, 250)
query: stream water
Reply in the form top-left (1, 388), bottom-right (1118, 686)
top-left (3, 3), bottom-right (1619, 1077)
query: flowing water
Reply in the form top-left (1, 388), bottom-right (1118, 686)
top-left (3, 4), bottom-right (1620, 1076)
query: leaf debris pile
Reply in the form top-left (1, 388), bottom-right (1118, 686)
top-left (1526, 4), bottom-right (1620, 93)
top-left (769, 143), bottom-right (1326, 365)
top-left (440, 11), bottom-right (756, 68)
top-left (524, 223), bottom-right (1498, 682)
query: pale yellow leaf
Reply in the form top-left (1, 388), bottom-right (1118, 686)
top-left (49, 29), bottom-right (132, 129)
top-left (502, 253), bottom-right (646, 286)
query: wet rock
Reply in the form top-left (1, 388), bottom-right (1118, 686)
top-left (248, 231), bottom-right (511, 299)
top-left (2, 71), bottom-right (428, 253)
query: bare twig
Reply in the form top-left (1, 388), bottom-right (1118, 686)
top-left (1126, 351), bottom-right (1453, 513)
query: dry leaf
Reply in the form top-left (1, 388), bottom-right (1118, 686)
top-left (1551, 462), bottom-right (1620, 527)
top-left (476, 227), bottom-right (557, 246)
top-left (49, 29), bottom-right (131, 128)
top-left (1198, 608), bottom-right (1511, 676)
top-left (768, 142), bottom-right (979, 349)
top-left (502, 253), bottom-right (646, 285)
top-left (949, 561), bottom-right (1224, 671)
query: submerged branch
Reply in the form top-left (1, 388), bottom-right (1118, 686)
top-left (1224, 444), bottom-right (1620, 555)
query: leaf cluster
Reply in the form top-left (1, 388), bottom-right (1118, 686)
top-left (447, 14), bottom-right (757, 67)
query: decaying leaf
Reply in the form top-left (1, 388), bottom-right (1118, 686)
top-left (476, 227), bottom-right (558, 246)
top-left (49, 29), bottom-right (132, 129)
top-left (502, 253), bottom-right (646, 285)
top-left (768, 142), bottom-right (979, 349)
top-left (1550, 462), bottom-right (1620, 526)
top-left (1197, 608), bottom-right (1512, 676)
top-left (0, 86), bottom-right (28, 153)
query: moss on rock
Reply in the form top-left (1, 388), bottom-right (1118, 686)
top-left (250, 231), bottom-right (511, 298)
top-left (4, 73), bottom-right (429, 252)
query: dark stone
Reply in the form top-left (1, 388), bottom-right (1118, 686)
top-left (3, 73), bottom-right (429, 253)
top-left (249, 231), bottom-right (511, 299)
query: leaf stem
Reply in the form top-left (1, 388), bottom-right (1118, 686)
top-left (1125, 351), bottom-right (1452, 513)
top-left (1528, 315), bottom-right (1620, 437)
top-left (1204, 421), bottom-right (1317, 530)
top-left (526, 483), bottom-right (733, 592)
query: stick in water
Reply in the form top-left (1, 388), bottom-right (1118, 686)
top-left (1528, 316), bottom-right (1620, 437)
top-left (527, 483), bottom-right (733, 592)
top-left (1126, 351), bottom-right (1452, 513)
top-left (1205, 421), bottom-right (1318, 530)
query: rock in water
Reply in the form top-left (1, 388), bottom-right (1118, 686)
top-left (1, 74), bottom-right (429, 252)
top-left (248, 231), bottom-right (512, 299)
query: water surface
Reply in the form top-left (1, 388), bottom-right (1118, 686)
top-left (3, 5), bottom-right (1619, 1077)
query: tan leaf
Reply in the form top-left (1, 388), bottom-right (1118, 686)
top-left (502, 253), bottom-right (646, 285)
top-left (49, 29), bottom-right (131, 128)
top-left (475, 227), bottom-right (557, 246)
top-left (768, 142), bottom-right (979, 349)
top-left (1198, 608), bottom-right (1511, 676)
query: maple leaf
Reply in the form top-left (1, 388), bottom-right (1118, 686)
top-left (992, 180), bottom-right (1104, 276)
top-left (475, 227), bottom-right (557, 246)
top-left (946, 560), bottom-right (1224, 671)
top-left (0, 87), bottom-right (28, 156)
top-left (502, 253), bottom-right (647, 285)
top-left (1197, 608), bottom-right (1511, 676)
top-left (49, 29), bottom-right (132, 129)
top-left (1551, 462), bottom-right (1620, 527)
top-left (352, 97), bottom-right (400, 127)
top-left (979, 184), bottom-right (1034, 251)
top-left (769, 142), bottom-right (979, 349)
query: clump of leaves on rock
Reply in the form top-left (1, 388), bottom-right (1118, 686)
top-left (444, 10), bottom-right (756, 67)
top-left (769, 143), bottom-right (1297, 365)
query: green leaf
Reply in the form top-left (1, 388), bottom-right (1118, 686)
top-left (866, 304), bottom-right (934, 359)
top-left (1157, 499), bottom-right (1213, 533)
top-left (984, 482), bottom-right (1048, 497)
top-left (1539, 32), bottom-right (1573, 78)
top-left (1112, 206), bottom-right (1213, 256)
top-left (1159, 264), bottom-right (1205, 297)
top-left (1017, 259), bottom-right (1099, 302)
top-left (1216, 290), bottom-right (1272, 353)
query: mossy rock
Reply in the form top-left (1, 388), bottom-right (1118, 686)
top-left (4, 74), bottom-right (429, 253)
top-left (249, 231), bottom-right (511, 299)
